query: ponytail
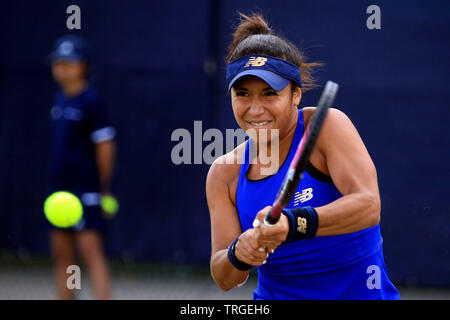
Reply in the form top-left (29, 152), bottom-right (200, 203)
top-left (226, 12), bottom-right (322, 92)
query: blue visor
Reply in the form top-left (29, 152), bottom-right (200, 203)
top-left (226, 55), bottom-right (302, 91)
top-left (49, 52), bottom-right (85, 62)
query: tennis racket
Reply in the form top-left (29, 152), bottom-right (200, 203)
top-left (264, 80), bottom-right (339, 225)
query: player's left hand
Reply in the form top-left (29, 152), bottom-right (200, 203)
top-left (252, 206), bottom-right (289, 253)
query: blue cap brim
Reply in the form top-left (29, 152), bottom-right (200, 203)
top-left (228, 70), bottom-right (291, 92)
top-left (48, 53), bottom-right (84, 63)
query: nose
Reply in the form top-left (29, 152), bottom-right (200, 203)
top-left (247, 96), bottom-right (265, 117)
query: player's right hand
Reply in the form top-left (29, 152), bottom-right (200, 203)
top-left (253, 206), bottom-right (290, 250)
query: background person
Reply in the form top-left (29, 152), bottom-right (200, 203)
top-left (47, 34), bottom-right (117, 300)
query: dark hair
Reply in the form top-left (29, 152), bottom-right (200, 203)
top-left (227, 13), bottom-right (322, 92)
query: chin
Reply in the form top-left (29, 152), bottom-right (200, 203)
top-left (245, 127), bottom-right (280, 145)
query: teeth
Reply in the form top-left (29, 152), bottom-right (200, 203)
top-left (250, 121), bottom-right (269, 127)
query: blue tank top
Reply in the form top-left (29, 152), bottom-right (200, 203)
top-left (236, 108), bottom-right (400, 300)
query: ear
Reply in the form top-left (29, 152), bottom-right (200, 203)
top-left (292, 86), bottom-right (302, 107)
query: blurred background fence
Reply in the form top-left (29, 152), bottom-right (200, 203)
top-left (0, 0), bottom-right (449, 299)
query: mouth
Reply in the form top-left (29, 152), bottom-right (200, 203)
top-left (246, 120), bottom-right (272, 128)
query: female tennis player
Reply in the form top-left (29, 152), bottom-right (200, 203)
top-left (47, 35), bottom-right (116, 299)
top-left (206, 13), bottom-right (400, 300)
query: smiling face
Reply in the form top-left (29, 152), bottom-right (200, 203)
top-left (231, 75), bottom-right (301, 143)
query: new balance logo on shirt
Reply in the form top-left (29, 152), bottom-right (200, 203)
top-left (293, 188), bottom-right (313, 206)
top-left (51, 105), bottom-right (83, 121)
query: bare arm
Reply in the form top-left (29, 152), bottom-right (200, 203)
top-left (310, 108), bottom-right (381, 236)
top-left (95, 139), bottom-right (116, 193)
top-left (206, 156), bottom-right (250, 291)
top-left (206, 151), bottom-right (269, 291)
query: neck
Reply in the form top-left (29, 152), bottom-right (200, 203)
top-left (62, 79), bottom-right (87, 97)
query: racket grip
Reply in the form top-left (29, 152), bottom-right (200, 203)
top-left (264, 206), bottom-right (282, 226)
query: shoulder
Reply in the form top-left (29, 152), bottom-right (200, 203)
top-left (303, 106), bottom-right (364, 160)
top-left (83, 90), bottom-right (109, 119)
top-left (206, 141), bottom-right (247, 198)
top-left (302, 106), bottom-right (352, 128)
top-left (82, 86), bottom-right (105, 107)
top-left (84, 85), bottom-right (99, 100)
top-left (302, 107), bottom-right (360, 143)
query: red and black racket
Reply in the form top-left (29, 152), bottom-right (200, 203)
top-left (264, 81), bottom-right (339, 225)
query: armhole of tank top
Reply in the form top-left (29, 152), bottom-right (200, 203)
top-left (300, 107), bottom-right (334, 185)
top-left (242, 139), bottom-right (250, 174)
top-left (305, 161), bottom-right (334, 185)
top-left (235, 139), bottom-right (250, 207)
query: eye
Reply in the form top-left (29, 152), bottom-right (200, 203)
top-left (235, 91), bottom-right (248, 97)
top-left (264, 91), bottom-right (277, 96)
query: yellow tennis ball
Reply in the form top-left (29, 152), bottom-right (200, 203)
top-left (101, 195), bottom-right (119, 216)
top-left (44, 191), bottom-right (83, 228)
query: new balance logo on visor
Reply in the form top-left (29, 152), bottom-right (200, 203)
top-left (293, 188), bottom-right (313, 206)
top-left (245, 56), bottom-right (267, 67)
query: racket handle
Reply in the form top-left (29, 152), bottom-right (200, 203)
top-left (264, 206), bottom-right (282, 226)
